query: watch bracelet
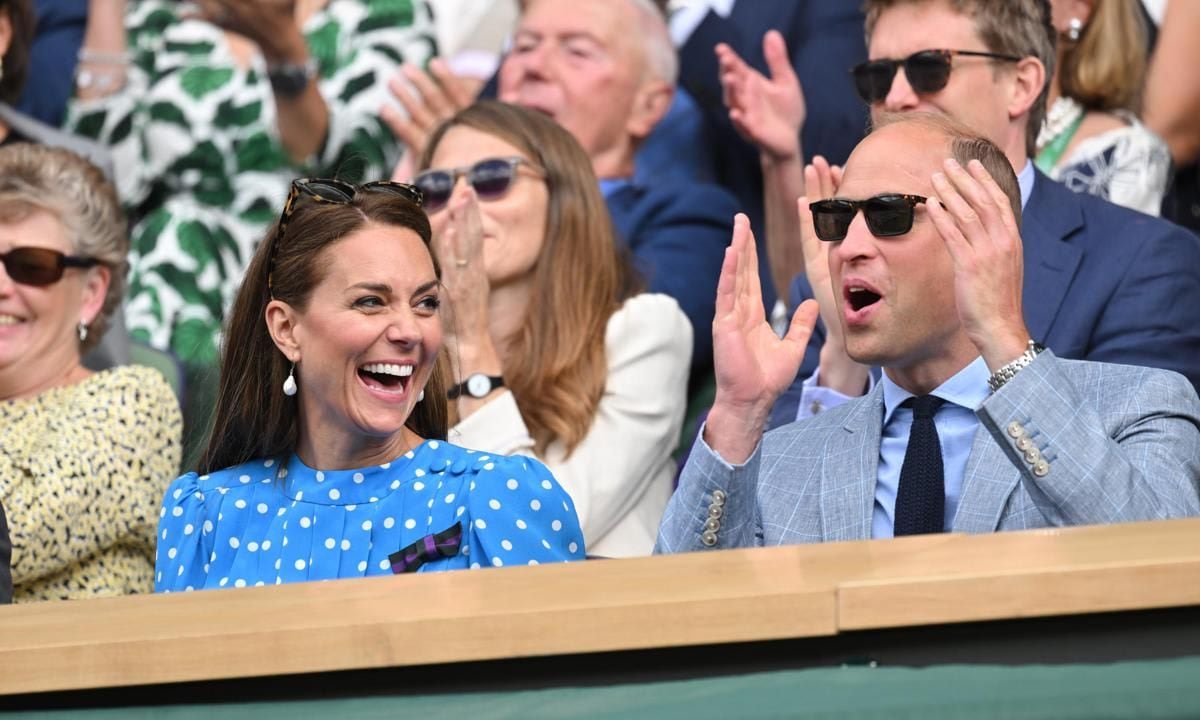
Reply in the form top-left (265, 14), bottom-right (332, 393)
top-left (987, 340), bottom-right (1043, 392)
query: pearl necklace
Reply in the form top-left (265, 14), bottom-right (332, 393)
top-left (1037, 96), bottom-right (1084, 151)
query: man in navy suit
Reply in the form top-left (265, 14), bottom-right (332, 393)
top-left (497, 0), bottom-right (736, 388)
top-left (744, 0), bottom-right (1200, 426)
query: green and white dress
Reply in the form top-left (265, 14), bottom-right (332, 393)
top-left (66, 0), bottom-right (436, 368)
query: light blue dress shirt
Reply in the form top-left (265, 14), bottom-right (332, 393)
top-left (873, 357), bottom-right (991, 538)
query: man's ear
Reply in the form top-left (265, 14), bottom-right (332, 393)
top-left (265, 299), bottom-right (302, 363)
top-left (1007, 56), bottom-right (1046, 123)
top-left (626, 78), bottom-right (674, 143)
top-left (79, 265), bottom-right (110, 327)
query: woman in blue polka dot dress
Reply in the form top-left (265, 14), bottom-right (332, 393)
top-left (155, 178), bottom-right (584, 592)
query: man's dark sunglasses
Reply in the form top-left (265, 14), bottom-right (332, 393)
top-left (269, 178), bottom-right (423, 293)
top-left (851, 49), bottom-right (1023, 104)
top-left (413, 157), bottom-right (539, 212)
top-left (1, 247), bottom-right (100, 286)
top-left (810, 194), bottom-right (931, 242)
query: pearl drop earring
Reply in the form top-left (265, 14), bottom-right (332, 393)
top-left (1067, 17), bottom-right (1083, 41)
top-left (283, 362), bottom-right (297, 396)
top-left (417, 389), bottom-right (425, 402)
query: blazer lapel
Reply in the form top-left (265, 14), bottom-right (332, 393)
top-left (819, 384), bottom-right (884, 542)
top-left (1021, 172), bottom-right (1085, 341)
top-left (953, 425), bottom-right (1019, 533)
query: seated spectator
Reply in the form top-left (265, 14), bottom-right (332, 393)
top-left (64, 0), bottom-right (439, 462)
top-left (497, 0), bottom-right (738, 388)
top-left (657, 114), bottom-right (1200, 553)
top-left (0, 500), bottom-right (11, 604)
top-left (416, 101), bottom-right (692, 558)
top-left (155, 175), bottom-right (583, 591)
top-left (1037, 0), bottom-right (1170, 214)
top-left (764, 0), bottom-right (1200, 427)
top-left (0, 144), bottom-right (181, 601)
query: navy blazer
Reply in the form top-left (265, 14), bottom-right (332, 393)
top-left (771, 169), bottom-right (1200, 427)
top-left (606, 179), bottom-right (738, 387)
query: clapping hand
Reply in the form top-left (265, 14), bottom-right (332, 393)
top-left (926, 159), bottom-right (1031, 370)
top-left (385, 60), bottom-right (482, 181)
top-left (705, 215), bottom-right (819, 464)
top-left (194, 0), bottom-right (303, 62)
top-left (717, 30), bottom-right (806, 163)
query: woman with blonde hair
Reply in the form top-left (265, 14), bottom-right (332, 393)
top-left (1039, 0), bottom-right (1171, 214)
top-left (0, 143), bottom-right (181, 601)
top-left (416, 101), bottom-right (692, 558)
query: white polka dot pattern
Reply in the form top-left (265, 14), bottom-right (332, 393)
top-left (154, 439), bottom-right (584, 591)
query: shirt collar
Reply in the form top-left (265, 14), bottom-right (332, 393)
top-left (1017, 159), bottom-right (1034, 210)
top-left (881, 356), bottom-right (991, 424)
top-left (598, 177), bottom-right (633, 199)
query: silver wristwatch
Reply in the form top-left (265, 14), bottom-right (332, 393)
top-left (987, 340), bottom-right (1046, 392)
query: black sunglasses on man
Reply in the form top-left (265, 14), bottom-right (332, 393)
top-left (852, 49), bottom-right (1022, 105)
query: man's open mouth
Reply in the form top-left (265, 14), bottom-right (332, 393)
top-left (845, 285), bottom-right (882, 312)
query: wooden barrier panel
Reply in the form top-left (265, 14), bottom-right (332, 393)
top-left (1, 518), bottom-right (1198, 697)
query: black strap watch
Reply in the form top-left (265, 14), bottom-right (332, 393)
top-left (447, 373), bottom-right (505, 400)
top-left (267, 57), bottom-right (318, 98)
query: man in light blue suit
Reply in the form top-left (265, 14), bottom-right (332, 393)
top-left (752, 0), bottom-right (1200, 427)
top-left (656, 114), bottom-right (1200, 551)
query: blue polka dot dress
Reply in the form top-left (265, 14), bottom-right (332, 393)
top-left (154, 440), bottom-right (585, 592)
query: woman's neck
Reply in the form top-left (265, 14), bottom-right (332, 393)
top-left (295, 419), bottom-right (422, 471)
top-left (0, 358), bottom-right (91, 402)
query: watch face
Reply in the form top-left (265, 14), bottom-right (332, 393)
top-left (466, 374), bottom-right (492, 398)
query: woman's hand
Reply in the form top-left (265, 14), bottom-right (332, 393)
top-left (195, 0), bottom-right (306, 63)
top-left (433, 187), bottom-right (492, 345)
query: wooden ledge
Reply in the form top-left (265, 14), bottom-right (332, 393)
top-left (1, 518), bottom-right (1198, 695)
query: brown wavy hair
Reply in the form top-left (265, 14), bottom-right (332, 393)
top-left (200, 190), bottom-right (450, 474)
top-left (418, 101), bottom-right (641, 456)
top-left (1059, 0), bottom-right (1148, 113)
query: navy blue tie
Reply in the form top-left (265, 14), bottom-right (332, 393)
top-left (894, 395), bottom-right (946, 536)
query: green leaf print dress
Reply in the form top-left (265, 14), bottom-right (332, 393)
top-left (65, 0), bottom-right (437, 374)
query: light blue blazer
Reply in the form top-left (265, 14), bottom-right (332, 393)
top-left (657, 352), bottom-right (1200, 552)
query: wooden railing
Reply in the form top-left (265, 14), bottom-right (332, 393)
top-left (2, 517), bottom-right (1199, 696)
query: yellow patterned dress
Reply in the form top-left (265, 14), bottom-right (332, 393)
top-left (0, 366), bottom-right (182, 602)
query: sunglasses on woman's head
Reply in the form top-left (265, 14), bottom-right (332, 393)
top-left (0, 247), bottom-right (100, 286)
top-left (268, 178), bottom-right (424, 293)
top-left (851, 49), bottom-right (1023, 104)
top-left (413, 157), bottom-right (539, 212)
top-left (810, 194), bottom-right (931, 242)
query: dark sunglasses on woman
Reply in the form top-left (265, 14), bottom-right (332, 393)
top-left (851, 49), bottom-right (1022, 104)
top-left (413, 157), bottom-right (540, 212)
top-left (810, 194), bottom-right (931, 242)
top-left (268, 178), bottom-right (423, 293)
top-left (0, 247), bottom-right (99, 286)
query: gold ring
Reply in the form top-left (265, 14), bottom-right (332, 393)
top-left (455, 258), bottom-right (468, 267)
